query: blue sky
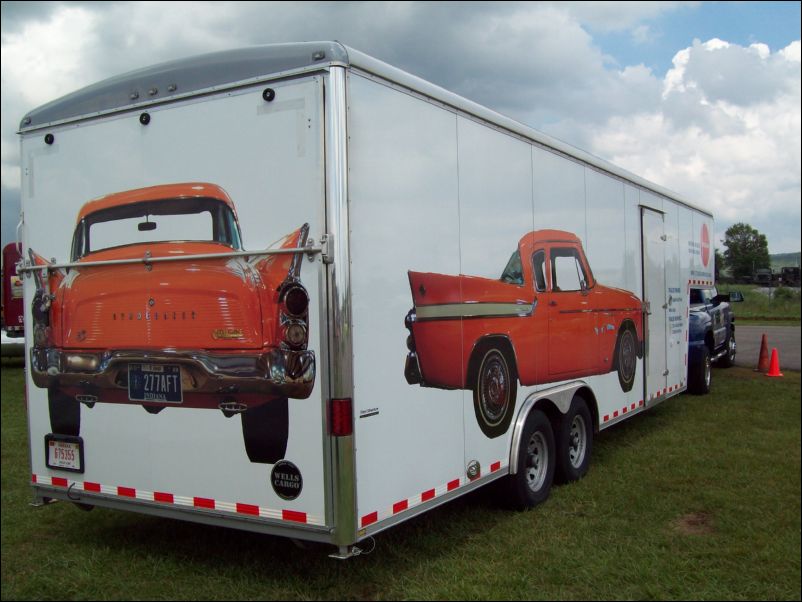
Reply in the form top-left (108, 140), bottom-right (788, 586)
top-left (593, 2), bottom-right (801, 74)
top-left (1, 1), bottom-right (800, 254)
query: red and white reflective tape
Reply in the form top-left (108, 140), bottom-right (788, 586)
top-left (603, 399), bottom-right (644, 423)
top-left (361, 460), bottom-right (505, 529)
top-left (31, 474), bottom-right (322, 526)
top-left (647, 381), bottom-right (685, 401)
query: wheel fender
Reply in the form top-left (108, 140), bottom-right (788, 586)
top-left (508, 380), bottom-right (588, 475)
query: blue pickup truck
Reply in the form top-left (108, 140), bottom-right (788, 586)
top-left (687, 287), bottom-right (744, 394)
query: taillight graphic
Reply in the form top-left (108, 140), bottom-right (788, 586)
top-left (278, 281), bottom-right (310, 350)
top-left (282, 284), bottom-right (309, 318)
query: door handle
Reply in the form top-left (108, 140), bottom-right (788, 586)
top-left (549, 300), bottom-right (557, 307)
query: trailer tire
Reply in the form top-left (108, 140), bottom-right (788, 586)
top-left (504, 409), bottom-right (555, 509)
top-left (472, 346), bottom-right (517, 439)
top-left (614, 325), bottom-right (637, 393)
top-left (241, 398), bottom-right (289, 464)
top-left (688, 346), bottom-right (711, 395)
top-left (554, 395), bottom-right (593, 484)
top-left (48, 387), bottom-right (80, 436)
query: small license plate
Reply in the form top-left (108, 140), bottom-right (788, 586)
top-left (128, 363), bottom-right (183, 403)
top-left (45, 435), bottom-right (84, 473)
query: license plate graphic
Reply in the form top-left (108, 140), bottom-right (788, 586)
top-left (128, 363), bottom-right (183, 403)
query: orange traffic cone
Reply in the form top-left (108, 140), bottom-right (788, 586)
top-left (766, 348), bottom-right (783, 377)
top-left (755, 334), bottom-right (769, 372)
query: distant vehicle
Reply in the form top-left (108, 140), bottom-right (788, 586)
top-left (753, 268), bottom-right (774, 286)
top-left (687, 287), bottom-right (743, 394)
top-left (2, 243), bottom-right (24, 337)
top-left (780, 266), bottom-right (800, 287)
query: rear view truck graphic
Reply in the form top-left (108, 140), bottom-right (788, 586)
top-left (28, 183), bottom-right (315, 464)
top-left (19, 42), bottom-right (715, 558)
top-left (405, 230), bottom-right (643, 439)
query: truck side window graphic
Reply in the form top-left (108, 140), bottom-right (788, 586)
top-left (500, 249), bottom-right (524, 285)
top-left (551, 247), bottom-right (587, 292)
top-left (532, 249), bottom-right (547, 292)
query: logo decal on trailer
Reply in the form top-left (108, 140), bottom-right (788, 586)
top-left (700, 223), bottom-right (710, 267)
top-left (271, 461), bottom-right (303, 500)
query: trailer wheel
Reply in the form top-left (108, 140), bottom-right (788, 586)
top-left (554, 395), bottom-right (593, 484)
top-left (689, 346), bottom-right (711, 395)
top-left (241, 398), bottom-right (289, 464)
top-left (504, 409), bottom-right (555, 509)
top-left (473, 347), bottom-right (517, 439)
top-left (48, 388), bottom-right (80, 436)
top-left (614, 326), bottom-right (637, 392)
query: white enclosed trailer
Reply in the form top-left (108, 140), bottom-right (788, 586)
top-left (19, 42), bottom-right (714, 557)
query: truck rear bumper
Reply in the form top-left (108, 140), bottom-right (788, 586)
top-left (30, 346), bottom-right (315, 401)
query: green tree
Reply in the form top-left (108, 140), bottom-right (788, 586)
top-left (714, 248), bottom-right (726, 281)
top-left (722, 223), bottom-right (770, 282)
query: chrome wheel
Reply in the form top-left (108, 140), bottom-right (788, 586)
top-left (479, 350), bottom-right (509, 426)
top-left (617, 328), bottom-right (637, 392)
top-left (526, 431), bottom-right (549, 493)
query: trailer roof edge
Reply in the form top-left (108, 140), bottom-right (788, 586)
top-left (18, 42), bottom-right (349, 133)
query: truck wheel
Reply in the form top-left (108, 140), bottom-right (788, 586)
top-left (614, 326), bottom-right (637, 392)
top-left (555, 395), bottom-right (593, 484)
top-left (473, 347), bottom-right (517, 439)
top-left (48, 388), bottom-right (80, 436)
top-left (719, 332), bottom-right (736, 368)
top-left (241, 398), bottom-right (289, 464)
top-left (689, 346), bottom-right (711, 395)
top-left (504, 409), bottom-right (555, 509)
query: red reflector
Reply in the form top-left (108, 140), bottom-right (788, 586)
top-left (331, 398), bottom-right (353, 436)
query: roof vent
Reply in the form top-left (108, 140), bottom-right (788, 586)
top-left (312, 50), bottom-right (326, 61)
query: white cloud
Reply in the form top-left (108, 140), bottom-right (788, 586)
top-left (588, 40), bottom-right (801, 251)
top-left (0, 6), bottom-right (100, 107)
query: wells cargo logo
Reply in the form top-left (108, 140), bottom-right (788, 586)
top-left (700, 223), bottom-right (710, 267)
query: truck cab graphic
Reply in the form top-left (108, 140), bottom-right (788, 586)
top-left (404, 230), bottom-right (644, 438)
top-left (29, 183), bottom-right (315, 464)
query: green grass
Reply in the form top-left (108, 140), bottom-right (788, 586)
top-left (2, 359), bottom-right (800, 600)
top-left (718, 283), bottom-right (801, 322)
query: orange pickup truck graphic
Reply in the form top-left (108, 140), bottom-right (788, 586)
top-left (404, 230), bottom-right (643, 438)
top-left (29, 183), bottom-right (314, 463)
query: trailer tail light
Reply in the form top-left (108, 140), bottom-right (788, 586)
top-left (330, 398), bottom-right (353, 437)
